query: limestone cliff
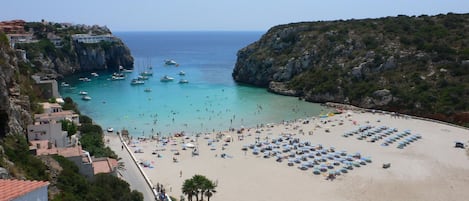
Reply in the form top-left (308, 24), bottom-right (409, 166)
top-left (233, 13), bottom-right (469, 126)
top-left (0, 34), bottom-right (32, 138)
top-left (16, 22), bottom-right (134, 77)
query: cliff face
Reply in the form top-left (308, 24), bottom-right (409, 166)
top-left (24, 38), bottom-right (133, 77)
top-left (0, 38), bottom-right (32, 138)
top-left (73, 39), bottom-right (133, 72)
top-left (233, 13), bottom-right (469, 125)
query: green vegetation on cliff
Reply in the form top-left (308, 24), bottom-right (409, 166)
top-left (233, 13), bottom-right (469, 126)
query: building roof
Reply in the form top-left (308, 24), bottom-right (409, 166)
top-left (93, 157), bottom-right (118, 175)
top-left (0, 179), bottom-right (49, 201)
top-left (30, 140), bottom-right (83, 157)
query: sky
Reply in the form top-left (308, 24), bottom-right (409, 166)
top-left (3, 0), bottom-right (469, 31)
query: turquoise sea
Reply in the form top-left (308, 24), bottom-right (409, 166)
top-left (59, 32), bottom-right (326, 137)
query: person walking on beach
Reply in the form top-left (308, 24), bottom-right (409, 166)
top-left (180, 170), bottom-right (182, 178)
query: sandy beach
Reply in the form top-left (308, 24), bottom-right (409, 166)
top-left (108, 109), bottom-right (469, 201)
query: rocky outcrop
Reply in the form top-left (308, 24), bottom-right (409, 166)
top-left (0, 40), bottom-right (32, 138)
top-left (233, 13), bottom-right (469, 126)
top-left (73, 39), bottom-right (133, 72)
top-left (27, 38), bottom-right (133, 76)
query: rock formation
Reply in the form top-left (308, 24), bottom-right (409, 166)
top-left (233, 13), bottom-right (469, 126)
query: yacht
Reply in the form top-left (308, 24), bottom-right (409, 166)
top-left (91, 72), bottom-right (99, 77)
top-left (137, 75), bottom-right (149, 80)
top-left (82, 95), bottom-right (92, 101)
top-left (79, 91), bottom-right (88, 95)
top-left (121, 69), bottom-right (133, 73)
top-left (164, 59), bottom-right (178, 66)
top-left (179, 71), bottom-right (186, 76)
top-left (140, 71), bottom-right (153, 76)
top-left (160, 75), bottom-right (175, 82)
top-left (111, 73), bottom-right (125, 80)
top-left (79, 77), bottom-right (91, 82)
top-left (130, 79), bottom-right (145, 85)
top-left (178, 79), bottom-right (189, 84)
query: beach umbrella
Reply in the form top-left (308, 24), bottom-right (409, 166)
top-left (184, 143), bottom-right (195, 148)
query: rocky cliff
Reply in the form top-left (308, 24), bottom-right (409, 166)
top-left (0, 34), bottom-right (32, 138)
top-left (16, 22), bottom-right (133, 77)
top-left (233, 13), bottom-right (469, 126)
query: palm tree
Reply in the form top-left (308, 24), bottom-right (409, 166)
top-left (203, 180), bottom-right (216, 201)
top-left (183, 175), bottom-right (218, 201)
top-left (182, 179), bottom-right (197, 201)
top-left (191, 174), bottom-right (206, 201)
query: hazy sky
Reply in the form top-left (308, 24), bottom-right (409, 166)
top-left (3, 0), bottom-right (469, 31)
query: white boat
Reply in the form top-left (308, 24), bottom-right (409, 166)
top-left (178, 79), bottom-right (189, 84)
top-left (179, 71), bottom-right (186, 76)
top-left (60, 82), bottom-right (70, 87)
top-left (164, 59), bottom-right (178, 66)
top-left (82, 95), bottom-right (92, 101)
top-left (137, 75), bottom-right (148, 80)
top-left (130, 79), bottom-right (145, 85)
top-left (107, 127), bottom-right (114, 132)
top-left (121, 69), bottom-right (133, 73)
top-left (140, 71), bottom-right (153, 76)
top-left (111, 73), bottom-right (126, 80)
top-left (79, 77), bottom-right (91, 82)
top-left (91, 72), bottom-right (99, 77)
top-left (79, 91), bottom-right (88, 95)
top-left (160, 75), bottom-right (174, 82)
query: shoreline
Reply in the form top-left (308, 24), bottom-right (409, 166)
top-left (106, 106), bottom-right (469, 201)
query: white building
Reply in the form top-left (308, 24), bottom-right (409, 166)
top-left (72, 33), bottom-right (115, 43)
top-left (27, 102), bottom-right (80, 147)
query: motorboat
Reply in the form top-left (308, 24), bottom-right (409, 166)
top-left (79, 77), bottom-right (91, 82)
top-left (160, 75), bottom-right (174, 82)
top-left (164, 59), bottom-right (178, 66)
top-left (144, 88), bottom-right (152, 92)
top-left (79, 91), bottom-right (88, 95)
top-left (137, 75), bottom-right (148, 80)
top-left (60, 82), bottom-right (70, 87)
top-left (121, 69), bottom-right (133, 73)
top-left (178, 71), bottom-right (186, 76)
top-left (82, 95), bottom-right (92, 101)
top-left (111, 73), bottom-right (125, 80)
top-left (178, 79), bottom-right (189, 84)
top-left (91, 72), bottom-right (99, 77)
top-left (130, 79), bottom-right (145, 85)
top-left (140, 71), bottom-right (153, 76)
top-left (107, 127), bottom-right (114, 132)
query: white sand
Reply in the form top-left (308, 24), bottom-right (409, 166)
top-left (112, 110), bottom-right (469, 201)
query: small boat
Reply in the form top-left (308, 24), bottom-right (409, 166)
top-left (140, 71), bottom-right (153, 76)
top-left (144, 88), bottom-right (152, 92)
top-left (179, 71), bottom-right (186, 76)
top-left (121, 69), bottom-right (133, 73)
top-left (91, 72), bottom-right (99, 77)
top-left (178, 79), bottom-right (189, 84)
top-left (164, 59), bottom-right (178, 66)
top-left (111, 73), bottom-right (125, 80)
top-left (137, 75), bottom-right (148, 80)
top-left (60, 82), bottom-right (70, 87)
top-left (160, 75), bottom-right (174, 82)
top-left (107, 127), bottom-right (114, 132)
top-left (82, 95), bottom-right (92, 101)
top-left (130, 79), bottom-right (145, 85)
top-left (79, 91), bottom-right (88, 95)
top-left (79, 77), bottom-right (91, 82)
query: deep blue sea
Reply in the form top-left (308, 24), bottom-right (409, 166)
top-left (59, 32), bottom-right (326, 137)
